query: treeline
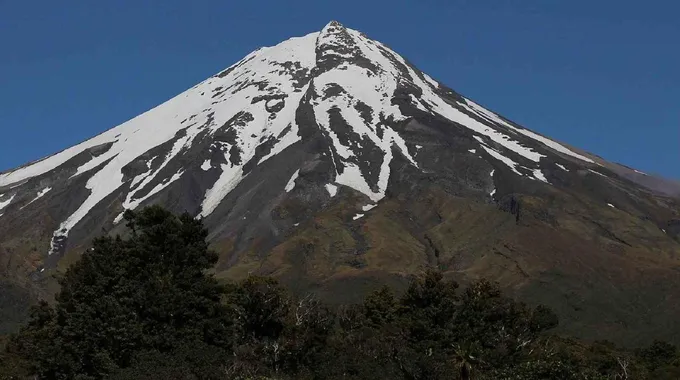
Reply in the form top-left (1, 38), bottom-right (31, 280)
top-left (1, 206), bottom-right (679, 379)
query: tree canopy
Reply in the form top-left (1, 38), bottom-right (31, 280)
top-left (1, 205), bottom-right (679, 379)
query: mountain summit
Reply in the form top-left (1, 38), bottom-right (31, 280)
top-left (0, 21), bottom-right (599, 252)
top-left (0, 22), bottom-right (679, 344)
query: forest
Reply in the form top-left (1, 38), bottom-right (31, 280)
top-left (1, 206), bottom-right (678, 379)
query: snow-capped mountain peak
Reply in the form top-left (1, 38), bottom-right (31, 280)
top-left (0, 21), bottom-right (618, 257)
top-left (2, 21), bottom-right (679, 348)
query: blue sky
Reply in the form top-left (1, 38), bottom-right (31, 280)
top-left (1, 1), bottom-right (678, 179)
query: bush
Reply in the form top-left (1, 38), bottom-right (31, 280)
top-left (12, 206), bottom-right (231, 379)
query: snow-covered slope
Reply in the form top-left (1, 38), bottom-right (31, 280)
top-left (0, 21), bottom-right (609, 256)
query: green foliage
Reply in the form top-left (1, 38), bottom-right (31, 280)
top-left (321, 272), bottom-right (566, 380)
top-left (108, 343), bottom-right (230, 380)
top-left (0, 344), bottom-right (30, 380)
top-left (9, 206), bottom-right (231, 379)
top-left (2, 206), bottom-right (680, 379)
top-left (637, 340), bottom-right (680, 379)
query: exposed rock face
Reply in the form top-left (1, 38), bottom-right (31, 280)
top-left (1, 21), bottom-right (678, 345)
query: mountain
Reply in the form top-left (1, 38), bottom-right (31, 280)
top-left (1, 21), bottom-right (679, 345)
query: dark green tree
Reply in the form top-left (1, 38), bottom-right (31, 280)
top-left (108, 342), bottom-right (230, 380)
top-left (637, 340), bottom-right (680, 379)
top-left (14, 206), bottom-right (231, 379)
top-left (223, 276), bottom-right (334, 378)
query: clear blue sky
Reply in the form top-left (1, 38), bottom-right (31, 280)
top-left (1, 1), bottom-right (678, 179)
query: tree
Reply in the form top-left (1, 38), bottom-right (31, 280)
top-left (108, 342), bottom-right (230, 380)
top-left (223, 276), bottom-right (335, 378)
top-left (14, 206), bottom-right (232, 379)
top-left (637, 340), bottom-right (680, 379)
top-left (0, 338), bottom-right (31, 380)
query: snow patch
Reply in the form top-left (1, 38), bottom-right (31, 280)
top-left (422, 73), bottom-right (439, 89)
top-left (285, 169), bottom-right (300, 192)
top-left (266, 98), bottom-right (284, 110)
top-left (556, 163), bottom-right (569, 171)
top-left (113, 212), bottom-right (125, 225)
top-left (532, 169), bottom-right (549, 183)
top-left (114, 170), bottom-right (185, 224)
top-left (589, 169), bottom-right (608, 178)
top-left (36, 187), bottom-right (52, 198)
top-left (201, 160), bottom-right (212, 171)
top-left (0, 194), bottom-right (15, 212)
top-left (130, 157), bottom-right (158, 188)
top-left (353, 213), bottom-right (364, 220)
top-left (258, 83), bottom-right (313, 165)
top-left (607, 203), bottom-right (615, 208)
top-left (511, 127), bottom-right (595, 164)
top-left (133, 171), bottom-right (183, 210)
top-left (201, 165), bottom-right (244, 218)
top-left (325, 184), bottom-right (338, 197)
top-left (362, 204), bottom-right (376, 212)
top-left (439, 102), bottom-right (545, 164)
top-left (21, 187), bottom-right (52, 209)
top-left (468, 148), bottom-right (476, 154)
top-left (464, 99), bottom-right (594, 163)
top-left (480, 146), bottom-right (522, 175)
